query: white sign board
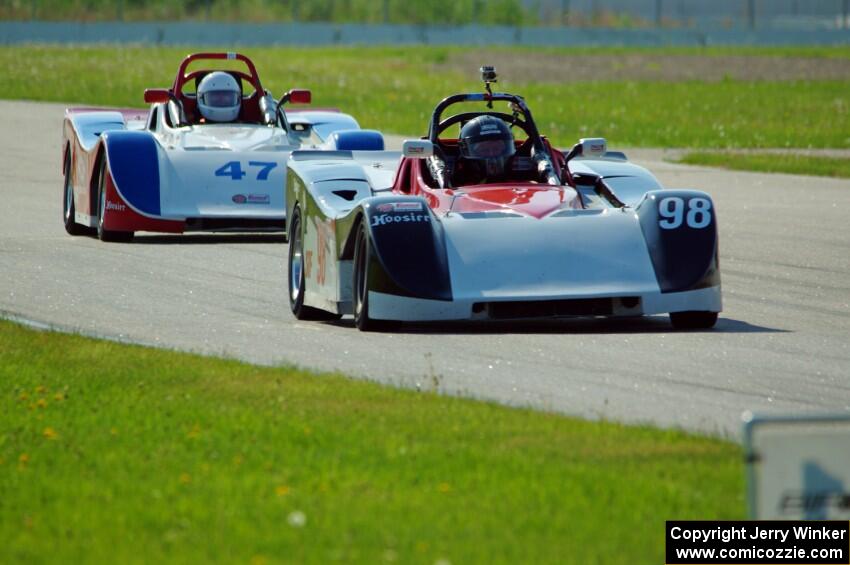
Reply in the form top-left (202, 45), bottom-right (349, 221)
top-left (744, 413), bottom-right (850, 520)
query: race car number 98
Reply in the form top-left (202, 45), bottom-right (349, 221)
top-left (658, 197), bottom-right (712, 230)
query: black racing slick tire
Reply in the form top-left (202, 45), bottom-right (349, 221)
top-left (96, 158), bottom-right (133, 243)
top-left (287, 207), bottom-right (341, 321)
top-left (670, 311), bottom-right (718, 330)
top-left (63, 150), bottom-right (87, 236)
top-left (352, 220), bottom-right (398, 332)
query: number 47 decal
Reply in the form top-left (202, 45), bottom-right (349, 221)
top-left (215, 161), bottom-right (277, 180)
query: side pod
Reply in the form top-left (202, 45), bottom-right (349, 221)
top-left (635, 190), bottom-right (720, 293)
top-left (354, 196), bottom-right (452, 302)
top-left (101, 130), bottom-right (162, 217)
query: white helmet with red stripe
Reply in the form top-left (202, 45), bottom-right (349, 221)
top-left (197, 71), bottom-right (241, 123)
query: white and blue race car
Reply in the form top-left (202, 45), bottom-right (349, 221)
top-left (61, 52), bottom-right (383, 241)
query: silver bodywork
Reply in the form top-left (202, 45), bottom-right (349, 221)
top-left (286, 151), bottom-right (722, 322)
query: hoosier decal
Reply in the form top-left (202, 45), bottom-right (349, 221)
top-left (371, 212), bottom-right (430, 226)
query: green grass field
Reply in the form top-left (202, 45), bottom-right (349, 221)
top-left (680, 151), bottom-right (850, 178)
top-left (1, 45), bottom-right (848, 149)
top-left (0, 319), bottom-right (743, 563)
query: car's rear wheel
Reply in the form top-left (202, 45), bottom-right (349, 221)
top-left (96, 158), bottom-right (133, 243)
top-left (352, 220), bottom-right (398, 332)
top-left (288, 206), bottom-right (341, 321)
top-left (62, 150), bottom-right (87, 236)
top-left (670, 311), bottom-right (718, 330)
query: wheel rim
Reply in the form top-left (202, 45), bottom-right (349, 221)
top-left (289, 219), bottom-right (303, 303)
top-left (63, 158), bottom-right (73, 222)
top-left (99, 183), bottom-right (106, 231)
top-left (354, 230), bottom-right (366, 317)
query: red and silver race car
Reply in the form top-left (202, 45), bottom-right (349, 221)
top-left (285, 70), bottom-right (721, 330)
top-left (61, 52), bottom-right (383, 242)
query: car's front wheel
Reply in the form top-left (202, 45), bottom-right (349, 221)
top-left (352, 220), bottom-right (398, 332)
top-left (96, 159), bottom-right (133, 243)
top-left (62, 150), bottom-right (87, 236)
top-left (670, 311), bottom-right (718, 330)
top-left (288, 206), bottom-right (340, 321)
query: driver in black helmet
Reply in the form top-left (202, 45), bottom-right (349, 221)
top-left (454, 115), bottom-right (516, 185)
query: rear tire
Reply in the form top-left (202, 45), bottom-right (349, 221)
top-left (670, 311), bottom-right (718, 330)
top-left (287, 207), bottom-right (341, 321)
top-left (62, 150), bottom-right (87, 236)
top-left (352, 220), bottom-right (398, 332)
top-left (96, 159), bottom-right (133, 243)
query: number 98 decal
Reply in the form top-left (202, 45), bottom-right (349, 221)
top-left (658, 197), bottom-right (712, 230)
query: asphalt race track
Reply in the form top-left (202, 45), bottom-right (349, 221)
top-left (2, 100), bottom-right (849, 437)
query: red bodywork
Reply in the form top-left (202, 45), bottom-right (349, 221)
top-left (389, 138), bottom-right (580, 218)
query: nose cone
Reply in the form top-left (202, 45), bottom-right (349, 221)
top-left (451, 184), bottom-right (581, 219)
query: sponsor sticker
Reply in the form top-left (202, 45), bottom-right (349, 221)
top-left (106, 200), bottom-right (126, 212)
top-left (247, 193), bottom-right (270, 205)
top-left (232, 194), bottom-right (270, 205)
top-left (370, 212), bottom-right (430, 227)
top-left (375, 202), bottom-right (424, 213)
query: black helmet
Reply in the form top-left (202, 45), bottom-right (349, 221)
top-left (458, 115), bottom-right (515, 181)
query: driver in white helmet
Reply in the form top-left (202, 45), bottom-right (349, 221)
top-left (196, 71), bottom-right (242, 123)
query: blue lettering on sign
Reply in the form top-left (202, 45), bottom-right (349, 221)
top-left (216, 161), bottom-right (278, 181)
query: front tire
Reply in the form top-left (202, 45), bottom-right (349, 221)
top-left (352, 220), bottom-right (398, 332)
top-left (96, 159), bottom-right (133, 243)
top-left (288, 207), bottom-right (340, 321)
top-left (670, 311), bottom-right (718, 330)
top-left (62, 150), bottom-right (87, 236)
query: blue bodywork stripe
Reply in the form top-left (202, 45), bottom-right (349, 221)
top-left (103, 131), bottom-right (161, 216)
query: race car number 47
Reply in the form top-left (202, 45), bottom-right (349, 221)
top-left (658, 197), bottom-right (712, 230)
top-left (215, 161), bottom-right (278, 181)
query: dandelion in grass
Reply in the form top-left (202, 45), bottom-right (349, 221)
top-left (275, 485), bottom-right (290, 497)
top-left (43, 427), bottom-right (57, 440)
top-left (35, 385), bottom-right (46, 394)
top-left (36, 398), bottom-right (47, 409)
top-left (18, 453), bottom-right (29, 466)
top-left (287, 510), bottom-right (306, 527)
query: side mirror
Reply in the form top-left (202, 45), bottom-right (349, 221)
top-left (563, 137), bottom-right (608, 163)
top-left (402, 140), bottom-right (434, 158)
top-left (286, 89), bottom-right (312, 105)
top-left (144, 88), bottom-right (170, 104)
top-left (580, 138), bottom-right (607, 158)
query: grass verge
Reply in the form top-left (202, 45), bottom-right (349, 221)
top-left (0, 318), bottom-right (743, 563)
top-left (679, 151), bottom-right (850, 178)
top-left (1, 45), bottom-right (848, 148)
